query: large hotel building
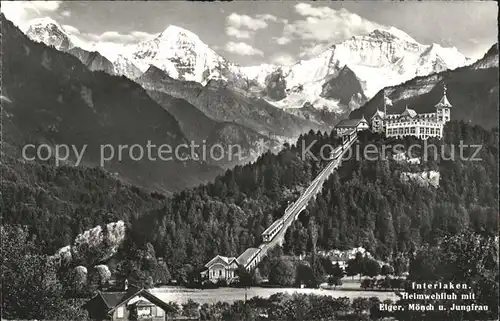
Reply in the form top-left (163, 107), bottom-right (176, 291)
top-left (370, 84), bottom-right (452, 140)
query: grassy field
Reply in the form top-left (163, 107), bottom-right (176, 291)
top-left (149, 283), bottom-right (398, 305)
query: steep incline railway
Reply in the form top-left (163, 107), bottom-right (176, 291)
top-left (242, 130), bottom-right (358, 271)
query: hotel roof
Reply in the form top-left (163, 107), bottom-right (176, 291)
top-left (401, 107), bottom-right (417, 118)
top-left (372, 110), bottom-right (385, 119)
top-left (435, 93), bottom-right (452, 108)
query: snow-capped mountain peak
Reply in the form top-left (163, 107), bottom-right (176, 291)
top-left (26, 17), bottom-right (73, 51)
top-left (130, 24), bottom-right (228, 83)
top-left (254, 25), bottom-right (469, 113)
top-left (424, 43), bottom-right (467, 68)
top-left (352, 27), bottom-right (419, 46)
top-left (381, 27), bottom-right (419, 44)
top-left (22, 16), bottom-right (475, 118)
top-left (158, 25), bottom-right (201, 42)
top-left (29, 17), bottom-right (66, 32)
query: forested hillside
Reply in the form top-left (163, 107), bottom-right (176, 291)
top-left (1, 14), bottom-right (222, 195)
top-left (1, 148), bottom-right (167, 253)
top-left (2, 120), bottom-right (497, 283)
top-left (125, 121), bottom-right (498, 280)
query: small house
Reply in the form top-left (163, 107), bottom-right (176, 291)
top-left (335, 117), bottom-right (369, 136)
top-left (82, 285), bottom-right (173, 321)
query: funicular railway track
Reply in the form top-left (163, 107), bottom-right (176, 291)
top-left (243, 129), bottom-right (358, 271)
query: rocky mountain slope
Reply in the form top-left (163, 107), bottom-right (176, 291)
top-left (472, 43), bottom-right (499, 70)
top-left (137, 65), bottom-right (327, 140)
top-left (26, 17), bottom-right (116, 74)
top-left (350, 43), bottom-right (499, 130)
top-left (145, 89), bottom-right (282, 168)
top-left (2, 14), bottom-right (222, 194)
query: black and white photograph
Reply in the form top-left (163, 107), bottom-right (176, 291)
top-left (0, 1), bottom-right (498, 320)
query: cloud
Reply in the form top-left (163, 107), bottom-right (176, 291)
top-left (58, 23), bottom-right (156, 60)
top-left (271, 53), bottom-right (296, 66)
top-left (226, 26), bottom-right (251, 39)
top-left (463, 41), bottom-right (497, 61)
top-left (87, 31), bottom-right (154, 43)
top-left (256, 14), bottom-right (279, 22)
top-left (273, 36), bottom-right (292, 45)
top-left (299, 43), bottom-right (331, 58)
top-left (281, 3), bottom-right (386, 59)
top-left (60, 10), bottom-right (71, 18)
top-left (227, 13), bottom-right (269, 31)
top-left (225, 41), bottom-right (263, 56)
top-left (62, 24), bottom-right (80, 35)
top-left (1, 1), bottom-right (62, 31)
top-left (286, 4), bottom-right (383, 43)
top-left (59, 23), bottom-right (154, 46)
top-left (225, 12), bottom-right (284, 40)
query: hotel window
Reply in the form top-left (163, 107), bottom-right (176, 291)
top-left (117, 307), bottom-right (124, 318)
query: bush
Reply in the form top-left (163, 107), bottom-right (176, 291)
top-left (381, 264), bottom-right (394, 276)
top-left (360, 278), bottom-right (373, 289)
top-left (216, 279), bottom-right (228, 287)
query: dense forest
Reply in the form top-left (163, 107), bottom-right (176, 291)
top-left (1, 147), bottom-right (167, 253)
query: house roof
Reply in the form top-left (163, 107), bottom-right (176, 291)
top-left (237, 248), bottom-right (260, 267)
top-left (131, 299), bottom-right (154, 307)
top-left (204, 255), bottom-right (236, 268)
top-left (98, 285), bottom-right (143, 309)
top-left (336, 118), bottom-right (364, 128)
top-left (83, 285), bottom-right (172, 315)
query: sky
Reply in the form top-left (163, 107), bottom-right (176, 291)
top-left (1, 1), bottom-right (498, 65)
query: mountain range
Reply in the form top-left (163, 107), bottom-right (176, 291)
top-left (5, 14), bottom-right (498, 194)
top-left (2, 15), bottom-right (224, 194)
top-left (25, 17), bottom-right (473, 128)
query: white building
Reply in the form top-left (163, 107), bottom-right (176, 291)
top-left (202, 255), bottom-right (238, 283)
top-left (335, 116), bottom-right (370, 136)
top-left (202, 247), bottom-right (263, 283)
top-left (371, 85), bottom-right (452, 140)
